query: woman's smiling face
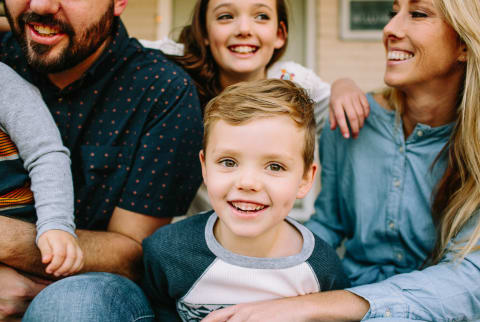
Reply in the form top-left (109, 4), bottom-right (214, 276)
top-left (205, 0), bottom-right (286, 86)
top-left (383, 0), bottom-right (466, 91)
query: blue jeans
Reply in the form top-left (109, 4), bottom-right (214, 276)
top-left (23, 272), bottom-right (155, 322)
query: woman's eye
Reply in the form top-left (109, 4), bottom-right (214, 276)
top-left (220, 159), bottom-right (237, 167)
top-left (411, 11), bottom-right (428, 18)
top-left (255, 13), bottom-right (270, 20)
top-left (217, 14), bottom-right (233, 20)
top-left (388, 11), bottom-right (398, 19)
top-left (267, 163), bottom-right (284, 172)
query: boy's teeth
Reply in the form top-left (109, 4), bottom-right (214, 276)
top-left (388, 51), bottom-right (413, 61)
top-left (232, 202), bottom-right (265, 211)
top-left (231, 46), bottom-right (256, 53)
top-left (33, 24), bottom-right (59, 36)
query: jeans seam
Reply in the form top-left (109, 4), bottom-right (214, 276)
top-left (133, 314), bottom-right (155, 321)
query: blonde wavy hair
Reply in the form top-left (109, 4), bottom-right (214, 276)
top-left (384, 0), bottom-right (480, 264)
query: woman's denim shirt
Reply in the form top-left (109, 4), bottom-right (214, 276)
top-left (306, 94), bottom-right (480, 321)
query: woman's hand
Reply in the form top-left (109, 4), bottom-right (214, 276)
top-left (330, 78), bottom-right (370, 139)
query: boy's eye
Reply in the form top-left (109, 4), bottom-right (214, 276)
top-left (267, 163), bottom-right (284, 172)
top-left (219, 159), bottom-right (237, 167)
top-left (217, 13), bottom-right (234, 20)
top-left (255, 13), bottom-right (270, 20)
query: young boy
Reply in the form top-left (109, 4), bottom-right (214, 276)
top-left (142, 79), bottom-right (349, 321)
top-left (0, 62), bottom-right (83, 277)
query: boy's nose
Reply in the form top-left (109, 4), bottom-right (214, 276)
top-left (29, 0), bottom-right (61, 15)
top-left (236, 169), bottom-right (261, 191)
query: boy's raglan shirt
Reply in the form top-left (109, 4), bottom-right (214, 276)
top-left (142, 211), bottom-right (350, 322)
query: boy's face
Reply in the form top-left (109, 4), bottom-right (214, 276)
top-left (200, 115), bottom-right (316, 243)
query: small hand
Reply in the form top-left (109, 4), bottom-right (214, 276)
top-left (37, 230), bottom-right (84, 277)
top-left (0, 264), bottom-right (49, 321)
top-left (329, 78), bottom-right (370, 139)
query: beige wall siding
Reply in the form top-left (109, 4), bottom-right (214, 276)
top-left (316, 0), bottom-right (386, 91)
top-left (122, 0), bottom-right (158, 40)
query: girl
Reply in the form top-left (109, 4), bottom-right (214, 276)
top-left (141, 0), bottom-right (368, 139)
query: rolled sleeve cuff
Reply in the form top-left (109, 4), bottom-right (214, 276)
top-left (347, 284), bottom-right (410, 320)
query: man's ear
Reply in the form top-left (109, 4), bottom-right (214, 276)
top-left (114, 0), bottom-right (128, 16)
top-left (199, 150), bottom-right (208, 186)
top-left (296, 163), bottom-right (317, 199)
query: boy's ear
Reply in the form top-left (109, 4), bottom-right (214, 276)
top-left (274, 21), bottom-right (287, 49)
top-left (296, 163), bottom-right (317, 199)
top-left (199, 150), bottom-right (208, 185)
top-left (114, 0), bottom-right (128, 16)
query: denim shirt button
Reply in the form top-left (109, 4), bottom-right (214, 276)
top-left (393, 179), bottom-right (401, 187)
top-left (417, 130), bottom-right (424, 137)
top-left (396, 252), bottom-right (403, 261)
top-left (385, 309), bottom-right (392, 317)
top-left (389, 221), bottom-right (395, 229)
top-left (399, 146), bottom-right (404, 153)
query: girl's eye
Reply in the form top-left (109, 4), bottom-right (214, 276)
top-left (267, 163), bottom-right (284, 172)
top-left (217, 14), bottom-right (233, 20)
top-left (220, 159), bottom-right (237, 167)
top-left (255, 13), bottom-right (270, 20)
top-left (410, 11), bottom-right (428, 18)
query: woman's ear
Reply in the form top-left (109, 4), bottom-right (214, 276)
top-left (274, 21), bottom-right (287, 49)
top-left (458, 43), bottom-right (468, 62)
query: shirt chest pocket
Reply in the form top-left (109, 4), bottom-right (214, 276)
top-left (79, 146), bottom-right (133, 185)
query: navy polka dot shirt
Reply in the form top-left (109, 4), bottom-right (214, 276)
top-left (0, 18), bottom-right (204, 230)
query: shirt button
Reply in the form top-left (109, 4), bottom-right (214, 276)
top-left (399, 146), bottom-right (404, 153)
top-left (393, 179), bottom-right (401, 187)
top-left (58, 97), bottom-right (63, 103)
top-left (417, 130), bottom-right (424, 137)
top-left (396, 252), bottom-right (403, 261)
top-left (389, 221), bottom-right (395, 229)
top-left (385, 309), bottom-right (391, 317)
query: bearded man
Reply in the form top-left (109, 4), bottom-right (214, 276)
top-left (0, 0), bottom-right (203, 321)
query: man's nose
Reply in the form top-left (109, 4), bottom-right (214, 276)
top-left (29, 0), bottom-right (61, 16)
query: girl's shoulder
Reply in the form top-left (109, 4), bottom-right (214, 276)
top-left (268, 61), bottom-right (330, 101)
top-left (139, 38), bottom-right (185, 56)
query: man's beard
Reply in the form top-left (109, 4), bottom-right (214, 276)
top-left (5, 2), bottom-right (114, 74)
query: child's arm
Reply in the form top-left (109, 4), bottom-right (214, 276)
top-left (0, 63), bottom-right (77, 271)
top-left (330, 78), bottom-right (370, 139)
top-left (37, 230), bottom-right (83, 276)
top-left (267, 62), bottom-right (369, 138)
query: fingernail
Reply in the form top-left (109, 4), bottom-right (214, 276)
top-left (343, 133), bottom-right (350, 139)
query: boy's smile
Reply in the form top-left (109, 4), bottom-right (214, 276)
top-left (200, 115), bottom-right (316, 256)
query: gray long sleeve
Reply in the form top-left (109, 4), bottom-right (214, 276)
top-left (0, 62), bottom-right (75, 243)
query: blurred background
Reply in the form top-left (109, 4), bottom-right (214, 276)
top-left (122, 0), bottom-right (392, 92)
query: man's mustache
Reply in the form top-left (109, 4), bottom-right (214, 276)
top-left (19, 12), bottom-right (75, 37)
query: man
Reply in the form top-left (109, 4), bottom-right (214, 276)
top-left (0, 0), bottom-right (203, 320)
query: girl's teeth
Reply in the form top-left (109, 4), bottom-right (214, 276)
top-left (388, 51), bottom-right (413, 61)
top-left (231, 46), bottom-right (256, 54)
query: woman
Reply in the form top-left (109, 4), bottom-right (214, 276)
top-left (204, 0), bottom-right (480, 320)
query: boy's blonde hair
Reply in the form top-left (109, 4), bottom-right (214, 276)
top-left (203, 79), bottom-right (315, 174)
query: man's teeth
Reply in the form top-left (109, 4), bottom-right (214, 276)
top-left (231, 202), bottom-right (265, 211)
top-left (388, 51), bottom-right (413, 61)
top-left (33, 24), bottom-right (59, 36)
top-left (230, 46), bottom-right (256, 54)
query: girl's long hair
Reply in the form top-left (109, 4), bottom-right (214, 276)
top-left (384, 0), bottom-right (480, 265)
top-left (168, 0), bottom-right (289, 107)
